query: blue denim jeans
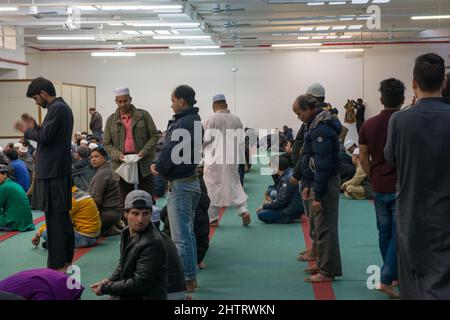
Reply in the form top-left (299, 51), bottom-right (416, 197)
top-left (167, 178), bottom-right (201, 281)
top-left (257, 209), bottom-right (283, 223)
top-left (373, 192), bottom-right (398, 284)
top-left (42, 229), bottom-right (97, 248)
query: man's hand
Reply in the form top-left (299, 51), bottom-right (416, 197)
top-left (90, 280), bottom-right (110, 296)
top-left (312, 200), bottom-right (323, 213)
top-left (256, 207), bottom-right (263, 214)
top-left (21, 114), bottom-right (37, 129)
top-left (341, 184), bottom-right (347, 192)
top-left (302, 187), bottom-right (310, 201)
top-left (14, 121), bottom-right (27, 133)
top-left (31, 233), bottom-right (41, 247)
top-left (150, 163), bottom-right (160, 176)
top-left (138, 152), bottom-right (144, 159)
top-left (289, 176), bottom-right (298, 186)
top-left (119, 154), bottom-right (125, 161)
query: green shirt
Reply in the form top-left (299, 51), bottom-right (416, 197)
top-left (0, 178), bottom-right (35, 232)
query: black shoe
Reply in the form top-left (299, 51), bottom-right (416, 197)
top-left (42, 242), bottom-right (48, 249)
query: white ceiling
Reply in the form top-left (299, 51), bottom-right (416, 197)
top-left (0, 0), bottom-right (449, 52)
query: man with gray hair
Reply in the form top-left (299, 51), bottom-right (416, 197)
top-left (103, 87), bottom-right (159, 211)
top-left (203, 94), bottom-right (251, 227)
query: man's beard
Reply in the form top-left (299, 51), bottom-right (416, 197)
top-left (38, 100), bottom-right (48, 108)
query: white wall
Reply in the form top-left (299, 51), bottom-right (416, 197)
top-left (20, 43), bottom-right (450, 145)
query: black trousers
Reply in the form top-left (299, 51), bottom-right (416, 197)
top-left (45, 210), bottom-right (74, 269)
top-left (119, 167), bottom-right (154, 212)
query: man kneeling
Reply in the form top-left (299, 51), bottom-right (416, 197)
top-left (90, 190), bottom-right (168, 300)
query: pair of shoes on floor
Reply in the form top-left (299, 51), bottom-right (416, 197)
top-left (185, 279), bottom-right (197, 292)
top-left (241, 212), bottom-right (251, 227)
top-left (304, 273), bottom-right (334, 283)
top-left (304, 265), bottom-right (320, 274)
top-left (378, 283), bottom-right (400, 299)
top-left (298, 252), bottom-right (318, 261)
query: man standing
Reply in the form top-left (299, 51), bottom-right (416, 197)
top-left (293, 95), bottom-right (342, 283)
top-left (359, 78), bottom-right (405, 298)
top-left (385, 53), bottom-right (450, 299)
top-left (203, 94), bottom-right (251, 227)
top-left (103, 87), bottom-right (159, 210)
top-left (14, 77), bottom-right (74, 272)
top-left (89, 107), bottom-right (103, 142)
top-left (151, 85), bottom-right (202, 292)
top-left (90, 190), bottom-right (168, 300)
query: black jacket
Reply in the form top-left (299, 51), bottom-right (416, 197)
top-left (155, 107), bottom-right (202, 181)
top-left (160, 232), bottom-right (185, 294)
top-left (102, 223), bottom-right (168, 300)
top-left (72, 158), bottom-right (95, 192)
top-left (25, 97), bottom-right (74, 179)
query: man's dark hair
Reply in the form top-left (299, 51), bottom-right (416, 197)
top-left (379, 78), bottom-right (405, 109)
top-left (173, 85), bottom-right (197, 107)
top-left (26, 77), bottom-right (56, 98)
top-left (89, 147), bottom-right (108, 158)
top-left (76, 146), bottom-right (90, 159)
top-left (443, 73), bottom-right (450, 98)
top-left (357, 98), bottom-right (363, 103)
top-left (4, 149), bottom-right (18, 161)
top-left (296, 95), bottom-right (319, 111)
top-left (413, 53), bottom-right (445, 92)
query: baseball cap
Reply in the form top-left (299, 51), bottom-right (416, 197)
top-left (124, 190), bottom-right (153, 210)
top-left (0, 164), bottom-right (8, 173)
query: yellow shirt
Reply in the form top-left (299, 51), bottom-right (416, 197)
top-left (39, 186), bottom-right (101, 238)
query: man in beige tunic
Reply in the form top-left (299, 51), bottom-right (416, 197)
top-left (203, 94), bottom-right (251, 227)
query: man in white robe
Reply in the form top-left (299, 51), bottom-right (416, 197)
top-left (203, 94), bottom-right (251, 227)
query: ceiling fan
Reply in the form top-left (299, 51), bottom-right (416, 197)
top-left (210, 3), bottom-right (245, 14)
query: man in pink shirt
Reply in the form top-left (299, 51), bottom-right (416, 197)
top-left (103, 87), bottom-right (159, 213)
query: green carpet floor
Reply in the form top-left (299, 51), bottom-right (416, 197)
top-left (0, 154), bottom-right (391, 300)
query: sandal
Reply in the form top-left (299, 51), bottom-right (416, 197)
top-left (304, 274), bottom-right (334, 283)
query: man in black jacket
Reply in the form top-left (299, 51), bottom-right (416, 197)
top-left (14, 77), bottom-right (74, 272)
top-left (91, 190), bottom-right (168, 300)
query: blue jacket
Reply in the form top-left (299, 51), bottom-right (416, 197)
top-left (10, 159), bottom-right (30, 192)
top-left (155, 107), bottom-right (203, 181)
top-left (301, 109), bottom-right (341, 201)
top-left (263, 168), bottom-right (303, 222)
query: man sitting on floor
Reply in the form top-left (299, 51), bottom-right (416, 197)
top-left (341, 148), bottom-right (373, 200)
top-left (0, 164), bottom-right (34, 232)
top-left (88, 147), bottom-right (122, 236)
top-left (90, 190), bottom-right (168, 300)
top-left (257, 157), bottom-right (304, 224)
top-left (72, 145), bottom-right (96, 192)
top-left (32, 180), bottom-right (101, 249)
top-left (0, 268), bottom-right (83, 300)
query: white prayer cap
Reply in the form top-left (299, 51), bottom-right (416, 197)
top-left (14, 142), bottom-right (22, 149)
top-left (344, 139), bottom-right (355, 150)
top-left (114, 87), bottom-right (130, 97)
top-left (353, 148), bottom-right (360, 156)
top-left (80, 139), bottom-right (89, 145)
top-left (18, 146), bottom-right (28, 154)
top-left (0, 146), bottom-right (3, 153)
top-left (212, 94), bottom-right (226, 103)
top-left (88, 143), bottom-right (98, 150)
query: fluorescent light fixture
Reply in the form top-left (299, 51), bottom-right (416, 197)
top-left (169, 45), bottom-right (220, 50)
top-left (340, 35), bottom-right (353, 39)
top-left (180, 52), bottom-right (226, 56)
top-left (332, 26), bottom-right (347, 30)
top-left (357, 15), bottom-right (371, 20)
top-left (308, 2), bottom-right (325, 5)
top-left (271, 43), bottom-right (323, 48)
top-left (153, 35), bottom-right (211, 40)
top-left (372, 0), bottom-right (391, 3)
top-left (326, 35), bottom-right (339, 39)
top-left (0, 6), bottom-right (18, 11)
top-left (329, 1), bottom-right (347, 4)
top-left (316, 26), bottom-right (330, 31)
top-left (312, 36), bottom-right (325, 39)
top-left (91, 52), bottom-right (136, 57)
top-left (75, 6), bottom-right (98, 11)
top-left (100, 5), bottom-right (183, 11)
top-left (37, 36), bottom-right (96, 41)
top-left (298, 36), bottom-right (310, 40)
top-left (122, 30), bottom-right (140, 35)
top-left (300, 26), bottom-right (315, 31)
top-left (108, 22), bottom-right (124, 26)
top-left (129, 22), bottom-right (200, 28)
top-left (411, 15), bottom-right (450, 20)
top-left (155, 30), bottom-right (172, 35)
top-left (319, 48), bottom-right (364, 53)
top-left (153, 8), bottom-right (183, 13)
top-left (351, 0), bottom-right (369, 4)
top-left (139, 30), bottom-right (155, 35)
top-left (347, 25), bottom-right (363, 30)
